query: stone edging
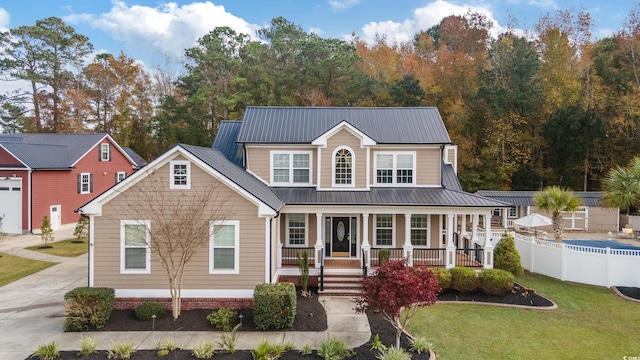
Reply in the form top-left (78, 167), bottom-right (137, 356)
top-left (610, 286), bottom-right (640, 303)
top-left (435, 298), bottom-right (557, 310)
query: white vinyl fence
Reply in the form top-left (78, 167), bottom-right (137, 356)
top-left (512, 232), bottom-right (640, 287)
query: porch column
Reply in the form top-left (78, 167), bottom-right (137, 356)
top-left (403, 212), bottom-right (413, 266)
top-left (471, 214), bottom-right (478, 241)
top-left (445, 213), bottom-right (456, 269)
top-left (502, 208), bottom-right (507, 228)
top-left (315, 213), bottom-right (323, 269)
top-left (277, 242), bottom-right (283, 268)
top-left (362, 213), bottom-right (371, 268)
top-left (483, 213), bottom-right (494, 269)
top-left (461, 213), bottom-right (467, 236)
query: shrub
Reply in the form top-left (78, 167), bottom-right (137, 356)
top-left (63, 287), bottom-right (114, 331)
top-left (378, 248), bottom-right (390, 265)
top-left (299, 344), bottom-right (312, 355)
top-left (251, 339), bottom-right (287, 360)
top-left (409, 335), bottom-right (433, 354)
top-left (134, 301), bottom-right (165, 321)
top-left (253, 282), bottom-right (297, 330)
top-left (375, 346), bottom-right (411, 360)
top-left (297, 249), bottom-right (310, 296)
top-left (191, 340), bottom-right (215, 359)
top-left (107, 340), bottom-right (135, 359)
top-left (370, 333), bottom-right (387, 351)
top-left (479, 269), bottom-right (515, 296)
top-left (206, 307), bottom-right (238, 331)
top-left (78, 335), bottom-right (98, 357)
top-left (429, 267), bottom-right (451, 290)
top-left (449, 267), bottom-right (478, 293)
top-left (217, 324), bottom-right (241, 353)
top-left (317, 338), bottom-right (353, 360)
top-left (494, 232), bottom-right (524, 276)
top-left (33, 341), bottom-right (59, 360)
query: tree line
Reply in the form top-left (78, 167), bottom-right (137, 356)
top-left (2, 4), bottom-right (640, 192)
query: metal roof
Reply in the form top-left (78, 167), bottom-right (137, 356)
top-left (0, 143), bottom-right (70, 169)
top-left (273, 187), bottom-right (509, 207)
top-left (237, 106), bottom-right (452, 144)
top-left (442, 163), bottom-right (462, 191)
top-left (179, 144), bottom-right (283, 211)
top-left (476, 190), bottom-right (605, 207)
top-left (0, 133), bottom-right (108, 165)
top-left (123, 147), bottom-right (147, 168)
top-left (212, 120), bottom-right (244, 166)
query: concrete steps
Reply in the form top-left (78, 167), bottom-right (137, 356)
top-left (319, 273), bottom-right (363, 297)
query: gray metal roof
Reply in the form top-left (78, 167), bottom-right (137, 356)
top-left (442, 163), bottom-right (462, 191)
top-left (274, 187), bottom-right (509, 207)
top-left (179, 144), bottom-right (283, 212)
top-left (0, 142), bottom-right (70, 169)
top-left (212, 120), bottom-right (244, 166)
top-left (123, 147), bottom-right (147, 168)
top-left (476, 190), bottom-right (605, 207)
top-left (237, 106), bottom-right (452, 144)
top-left (0, 133), bottom-right (108, 165)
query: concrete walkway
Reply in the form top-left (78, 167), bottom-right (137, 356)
top-left (0, 229), bottom-right (370, 360)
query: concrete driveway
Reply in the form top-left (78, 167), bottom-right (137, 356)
top-left (0, 229), bottom-right (87, 360)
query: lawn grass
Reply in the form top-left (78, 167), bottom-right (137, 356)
top-left (0, 253), bottom-right (57, 287)
top-left (26, 238), bottom-right (88, 257)
top-left (407, 271), bottom-right (640, 359)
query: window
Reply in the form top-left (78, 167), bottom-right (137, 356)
top-left (116, 172), bottom-right (126, 184)
top-left (333, 148), bottom-right (353, 186)
top-left (375, 214), bottom-right (393, 246)
top-left (210, 220), bottom-right (239, 273)
top-left (170, 160), bottom-right (190, 189)
top-left (492, 208), bottom-right (501, 216)
top-left (78, 173), bottom-right (92, 194)
top-left (374, 152), bottom-right (415, 185)
top-left (411, 214), bottom-right (429, 246)
top-left (271, 151), bottom-right (312, 185)
top-left (100, 143), bottom-right (110, 161)
top-left (288, 214), bottom-right (306, 246)
top-left (120, 220), bottom-right (150, 274)
top-left (508, 206), bottom-right (517, 218)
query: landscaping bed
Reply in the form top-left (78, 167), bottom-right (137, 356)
top-left (438, 283), bottom-right (554, 307)
top-left (613, 286), bottom-right (640, 301)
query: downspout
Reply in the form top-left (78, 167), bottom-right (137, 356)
top-left (269, 212), bottom-right (281, 284)
top-left (28, 169), bottom-right (33, 233)
top-left (440, 145), bottom-right (444, 188)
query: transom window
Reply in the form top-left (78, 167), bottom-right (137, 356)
top-left (334, 148), bottom-right (353, 186)
top-left (170, 160), bottom-right (190, 189)
top-left (375, 152), bottom-right (415, 185)
top-left (411, 214), bottom-right (429, 246)
top-left (271, 151), bottom-right (312, 185)
top-left (375, 214), bottom-right (393, 246)
top-left (120, 220), bottom-right (150, 274)
top-left (288, 214), bottom-right (306, 246)
top-left (100, 143), bottom-right (110, 161)
top-left (209, 220), bottom-right (239, 273)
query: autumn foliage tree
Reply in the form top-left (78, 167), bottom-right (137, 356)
top-left (355, 259), bottom-right (440, 349)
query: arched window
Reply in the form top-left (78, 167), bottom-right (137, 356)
top-left (334, 148), bottom-right (353, 185)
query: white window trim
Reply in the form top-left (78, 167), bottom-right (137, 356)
top-left (332, 146), bottom-right (355, 188)
top-left (508, 206), bottom-right (518, 218)
top-left (286, 213), bottom-right (308, 247)
top-left (373, 151), bottom-right (417, 186)
top-left (116, 171), bottom-right (126, 183)
top-left (374, 214), bottom-right (395, 247)
top-left (170, 160), bottom-right (191, 189)
top-left (80, 173), bottom-right (91, 194)
top-left (270, 151), bottom-right (313, 186)
top-left (120, 220), bottom-right (151, 274)
top-left (209, 220), bottom-right (240, 274)
top-left (100, 143), bottom-right (110, 161)
top-left (410, 214), bottom-right (430, 247)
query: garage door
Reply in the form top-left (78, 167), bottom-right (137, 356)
top-left (0, 178), bottom-right (22, 234)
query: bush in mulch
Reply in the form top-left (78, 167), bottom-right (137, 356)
top-left (438, 283), bottom-right (554, 307)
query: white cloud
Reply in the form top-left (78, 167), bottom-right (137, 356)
top-left (0, 8), bottom-right (10, 31)
top-left (329, 0), bottom-right (361, 11)
top-left (64, 1), bottom-right (259, 58)
top-left (310, 27), bottom-right (325, 36)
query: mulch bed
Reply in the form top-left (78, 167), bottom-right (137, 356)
top-left (614, 286), bottom-right (640, 300)
top-left (438, 283), bottom-right (554, 307)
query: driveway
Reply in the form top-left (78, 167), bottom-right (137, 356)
top-left (0, 229), bottom-right (87, 360)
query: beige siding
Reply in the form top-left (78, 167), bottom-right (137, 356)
top-left (308, 213), bottom-right (317, 246)
top-left (321, 129), bottom-right (366, 189)
top-left (396, 214), bottom-right (405, 247)
top-left (369, 146), bottom-right (440, 186)
top-left (93, 155), bottom-right (267, 290)
top-left (245, 146), bottom-right (317, 185)
top-left (429, 215), bottom-right (440, 247)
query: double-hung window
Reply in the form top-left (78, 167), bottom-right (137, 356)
top-left (411, 214), bottom-right (429, 246)
top-left (271, 151), bottom-right (312, 185)
top-left (120, 220), bottom-right (151, 274)
top-left (100, 143), bottom-right (110, 161)
top-left (170, 160), bottom-right (190, 189)
top-left (78, 173), bottom-right (92, 194)
top-left (210, 220), bottom-right (239, 273)
top-left (375, 214), bottom-right (393, 246)
top-left (288, 214), bottom-right (306, 246)
top-left (374, 152), bottom-right (416, 185)
top-left (508, 206), bottom-right (517, 218)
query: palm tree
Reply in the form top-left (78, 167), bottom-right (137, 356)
top-left (533, 186), bottom-right (582, 242)
top-left (601, 164), bottom-right (640, 215)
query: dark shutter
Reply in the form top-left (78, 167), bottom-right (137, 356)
top-left (98, 146), bottom-right (101, 161)
top-left (77, 174), bottom-right (81, 193)
top-left (114, 172), bottom-right (118, 184)
top-left (89, 174), bottom-right (93, 193)
top-left (108, 145), bottom-right (111, 161)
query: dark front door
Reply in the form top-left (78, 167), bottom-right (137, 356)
top-left (332, 217), bottom-right (350, 257)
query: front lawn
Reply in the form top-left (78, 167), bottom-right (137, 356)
top-left (0, 253), bottom-right (57, 287)
top-left (408, 272), bottom-right (640, 359)
top-left (26, 238), bottom-right (88, 257)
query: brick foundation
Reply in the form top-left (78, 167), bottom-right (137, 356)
top-left (114, 297), bottom-right (253, 310)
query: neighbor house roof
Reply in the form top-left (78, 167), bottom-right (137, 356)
top-left (212, 120), bottom-right (244, 167)
top-left (0, 142), bottom-right (70, 169)
top-left (476, 190), bottom-right (605, 207)
top-left (237, 106), bottom-right (452, 144)
top-left (122, 147), bottom-right (147, 168)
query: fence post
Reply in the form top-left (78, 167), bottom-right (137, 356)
top-left (530, 236), bottom-right (535, 272)
top-left (605, 247), bottom-right (611, 287)
top-left (561, 243), bottom-right (566, 281)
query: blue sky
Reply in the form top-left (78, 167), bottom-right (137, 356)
top-left (0, 0), bottom-right (635, 69)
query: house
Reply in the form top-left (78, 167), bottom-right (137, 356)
top-left (0, 133), bottom-right (141, 234)
top-left (476, 190), bottom-right (619, 232)
top-left (78, 107), bottom-right (509, 308)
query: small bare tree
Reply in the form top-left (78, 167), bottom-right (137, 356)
top-left (115, 172), bottom-right (232, 319)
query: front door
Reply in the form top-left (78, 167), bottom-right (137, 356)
top-left (332, 217), bottom-right (350, 257)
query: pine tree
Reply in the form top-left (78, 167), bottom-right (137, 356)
top-left (494, 232), bottom-right (524, 276)
top-left (73, 216), bottom-right (88, 242)
top-left (40, 215), bottom-right (54, 245)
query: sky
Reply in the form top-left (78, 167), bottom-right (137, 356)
top-left (0, 0), bottom-right (636, 71)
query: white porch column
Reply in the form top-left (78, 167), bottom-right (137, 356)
top-left (461, 213), bottom-right (467, 236)
top-left (445, 213), bottom-right (456, 269)
top-left (502, 208), bottom-right (507, 228)
top-left (315, 213), bottom-right (323, 269)
top-left (403, 213), bottom-right (413, 266)
top-left (362, 213), bottom-right (371, 268)
top-left (277, 242), bottom-right (283, 268)
top-left (483, 213), bottom-right (494, 269)
top-left (471, 214), bottom-right (478, 242)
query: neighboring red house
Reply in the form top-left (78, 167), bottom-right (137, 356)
top-left (0, 133), bottom-right (141, 234)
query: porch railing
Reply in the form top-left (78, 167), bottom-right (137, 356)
top-left (361, 249), bottom-right (368, 277)
top-left (281, 247), bottom-right (316, 266)
top-left (456, 245), bottom-right (483, 267)
top-left (370, 248), bottom-right (404, 266)
top-left (412, 248), bottom-right (447, 267)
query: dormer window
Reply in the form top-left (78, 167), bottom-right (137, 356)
top-left (333, 147), bottom-right (354, 186)
top-left (374, 152), bottom-right (416, 186)
top-left (271, 151), bottom-right (312, 185)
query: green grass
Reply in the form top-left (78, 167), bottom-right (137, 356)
top-left (0, 253), bottom-right (57, 286)
top-left (26, 238), bottom-right (88, 257)
top-left (407, 272), bottom-right (640, 359)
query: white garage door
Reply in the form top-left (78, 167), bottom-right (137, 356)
top-left (0, 178), bottom-right (22, 234)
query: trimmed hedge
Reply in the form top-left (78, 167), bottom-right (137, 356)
top-left (430, 268), bottom-right (452, 291)
top-left (63, 287), bottom-right (114, 331)
top-left (449, 267), bottom-right (478, 293)
top-left (479, 269), bottom-right (515, 296)
top-left (134, 301), bottom-right (165, 321)
top-left (494, 232), bottom-right (524, 276)
top-left (253, 282), bottom-right (297, 330)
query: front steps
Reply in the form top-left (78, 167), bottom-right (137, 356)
top-left (318, 270), bottom-right (363, 296)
